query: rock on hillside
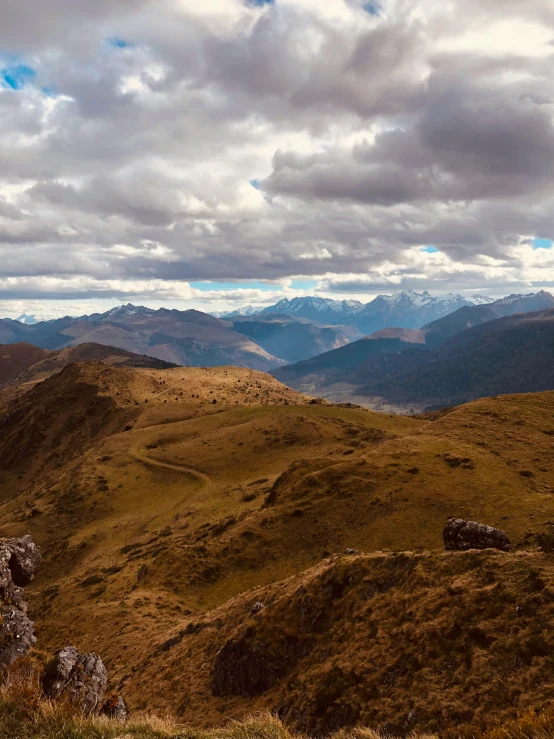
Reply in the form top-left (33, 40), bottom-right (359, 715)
top-left (42, 646), bottom-right (108, 715)
top-left (0, 535), bottom-right (41, 668)
top-left (443, 518), bottom-right (510, 552)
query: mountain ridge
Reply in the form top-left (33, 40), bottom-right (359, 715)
top-left (216, 290), bottom-right (496, 332)
top-left (0, 309), bottom-right (287, 371)
top-left (274, 291), bottom-right (554, 410)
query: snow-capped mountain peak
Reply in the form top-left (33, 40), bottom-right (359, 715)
top-left (100, 303), bottom-right (158, 320)
top-left (15, 314), bottom-right (39, 325)
top-left (214, 305), bottom-right (264, 318)
top-left (471, 294), bottom-right (496, 305)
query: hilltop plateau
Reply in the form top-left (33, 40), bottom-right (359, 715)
top-left (1, 361), bottom-right (554, 734)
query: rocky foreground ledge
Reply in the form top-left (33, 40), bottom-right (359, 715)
top-left (0, 535), bottom-right (127, 720)
top-left (0, 534), bottom-right (41, 669)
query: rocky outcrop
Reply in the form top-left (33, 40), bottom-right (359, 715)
top-left (42, 646), bottom-right (108, 715)
top-left (102, 695), bottom-right (129, 722)
top-left (0, 535), bottom-right (41, 669)
top-left (443, 518), bottom-right (510, 552)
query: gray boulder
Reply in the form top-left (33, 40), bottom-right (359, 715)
top-left (42, 646), bottom-right (108, 715)
top-left (0, 535), bottom-right (41, 668)
top-left (443, 518), bottom-right (510, 552)
top-left (102, 694), bottom-right (129, 722)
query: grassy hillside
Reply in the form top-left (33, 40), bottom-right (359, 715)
top-left (0, 343), bottom-right (52, 386)
top-left (2, 365), bottom-right (554, 735)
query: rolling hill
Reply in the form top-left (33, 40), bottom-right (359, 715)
top-left (0, 342), bottom-right (177, 389)
top-left (2, 362), bottom-right (554, 735)
top-left (0, 343), bottom-right (51, 387)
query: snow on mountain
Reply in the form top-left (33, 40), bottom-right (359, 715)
top-left (99, 303), bottom-right (158, 320)
top-left (471, 294), bottom-right (496, 305)
top-left (222, 291), bottom-right (496, 334)
top-left (215, 305), bottom-right (264, 318)
top-left (261, 297), bottom-right (364, 318)
top-left (14, 314), bottom-right (40, 325)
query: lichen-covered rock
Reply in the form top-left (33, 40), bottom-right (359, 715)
top-left (102, 694), bottom-right (129, 722)
top-left (0, 535), bottom-right (41, 669)
top-left (0, 534), bottom-right (42, 588)
top-left (0, 534), bottom-right (41, 598)
top-left (42, 646), bottom-right (108, 715)
top-left (443, 518), bottom-right (510, 552)
top-left (0, 606), bottom-right (37, 669)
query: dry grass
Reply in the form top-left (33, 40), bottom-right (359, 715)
top-left (2, 368), bottom-right (554, 734)
top-left (3, 664), bottom-right (554, 738)
top-left (0, 661), bottom-right (413, 739)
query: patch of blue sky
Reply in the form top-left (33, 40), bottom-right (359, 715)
top-left (421, 246), bottom-right (439, 253)
top-left (533, 238), bottom-right (553, 250)
top-left (289, 280), bottom-right (317, 290)
top-left (249, 179), bottom-right (261, 190)
top-left (363, 3), bottom-right (381, 15)
top-left (107, 37), bottom-right (134, 49)
top-left (191, 281), bottom-right (277, 292)
top-left (248, 0), bottom-right (274, 6)
top-left (0, 63), bottom-right (36, 90)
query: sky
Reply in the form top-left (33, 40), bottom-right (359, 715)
top-left (1, 0), bottom-right (554, 319)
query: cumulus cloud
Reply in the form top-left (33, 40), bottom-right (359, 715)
top-left (0, 0), bottom-right (553, 315)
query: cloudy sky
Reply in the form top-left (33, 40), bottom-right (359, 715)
top-left (1, 0), bottom-right (553, 318)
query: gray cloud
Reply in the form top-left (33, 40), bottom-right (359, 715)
top-left (0, 0), bottom-right (553, 309)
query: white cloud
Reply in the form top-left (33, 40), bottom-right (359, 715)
top-left (0, 0), bottom-right (553, 314)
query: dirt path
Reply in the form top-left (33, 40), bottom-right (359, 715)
top-left (131, 448), bottom-right (212, 487)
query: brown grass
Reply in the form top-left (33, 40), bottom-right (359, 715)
top-left (3, 661), bottom-right (554, 738)
top-left (0, 660), bottom-right (428, 739)
top-left (2, 367), bottom-right (554, 734)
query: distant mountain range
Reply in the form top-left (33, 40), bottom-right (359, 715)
top-left (0, 306), bottom-right (286, 372)
top-left (14, 314), bottom-right (40, 325)
top-left (216, 291), bottom-right (495, 334)
top-left (2, 290), bottom-right (551, 380)
top-left (0, 304), bottom-right (356, 371)
top-left (4, 291), bottom-right (492, 371)
top-left (274, 290), bottom-right (554, 410)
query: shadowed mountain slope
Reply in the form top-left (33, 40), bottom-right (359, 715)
top-left (0, 308), bottom-right (287, 371)
top-left (423, 290), bottom-right (554, 347)
top-left (361, 308), bottom-right (554, 409)
top-left (275, 297), bottom-right (554, 411)
top-left (0, 343), bottom-right (52, 387)
top-left (230, 315), bottom-right (359, 364)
